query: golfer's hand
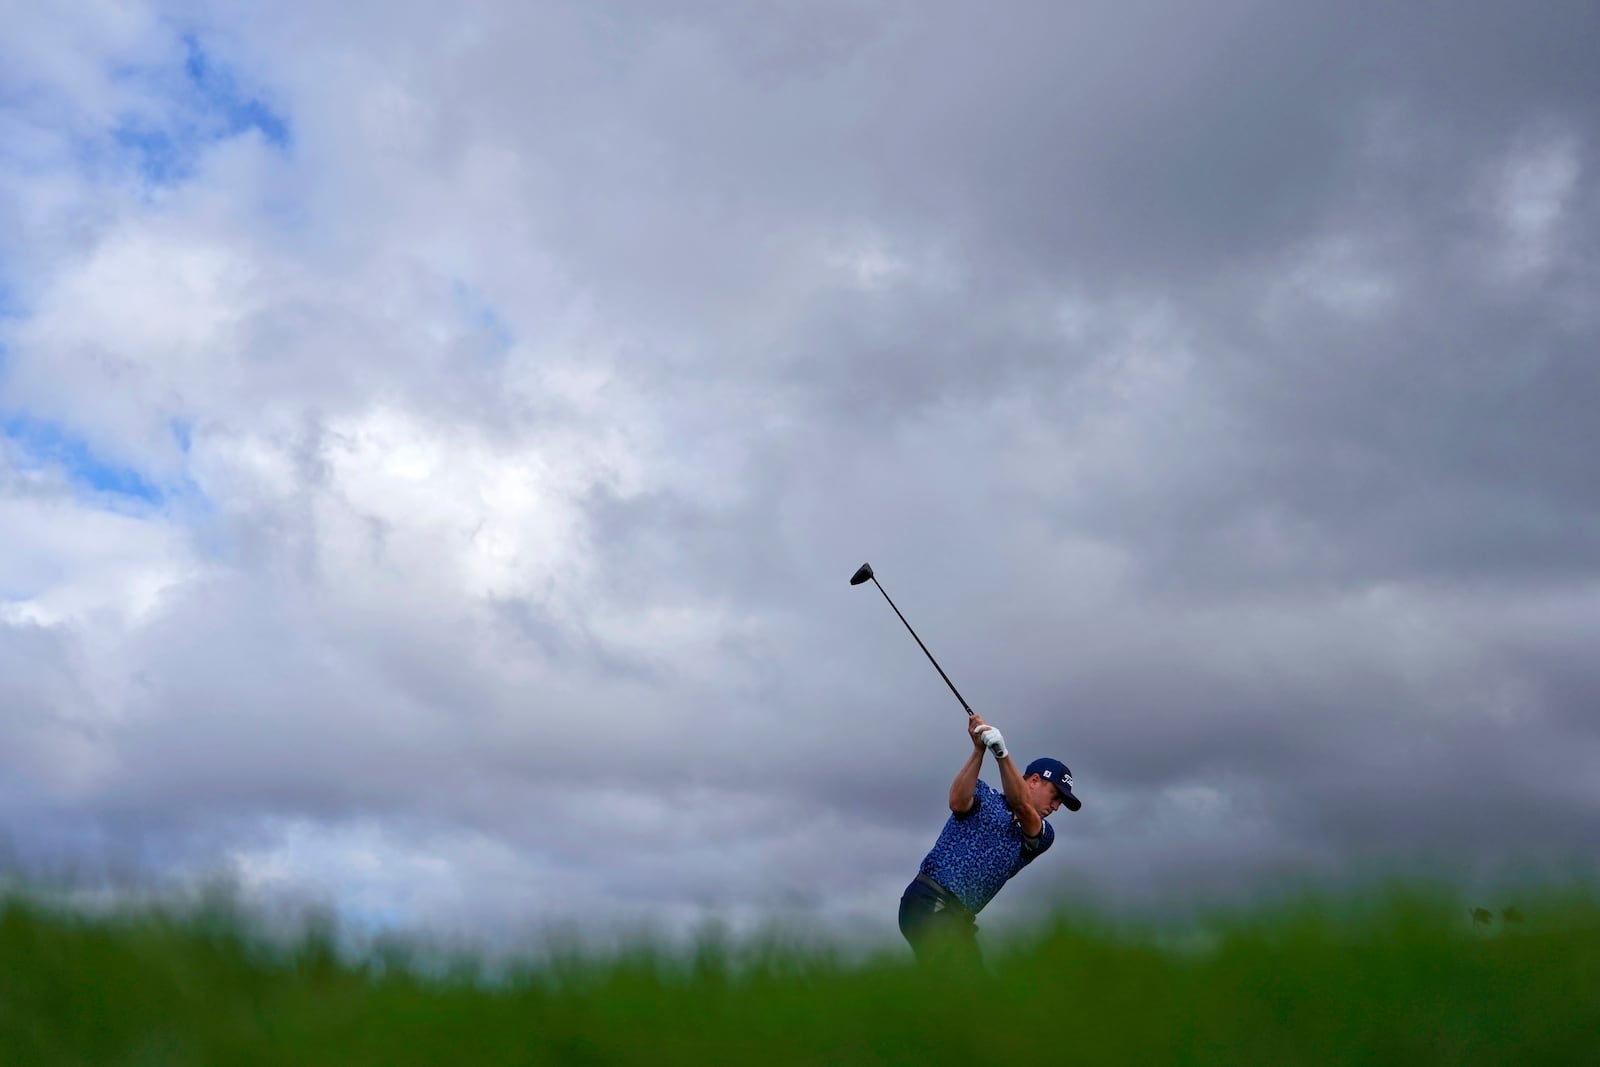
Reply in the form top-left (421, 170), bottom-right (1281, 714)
top-left (969, 714), bottom-right (991, 751)
top-left (970, 716), bottom-right (1008, 758)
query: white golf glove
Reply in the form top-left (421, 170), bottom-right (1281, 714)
top-left (977, 726), bottom-right (1008, 759)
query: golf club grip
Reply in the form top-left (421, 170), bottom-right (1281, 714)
top-left (970, 710), bottom-right (1006, 756)
top-left (968, 713), bottom-right (1005, 758)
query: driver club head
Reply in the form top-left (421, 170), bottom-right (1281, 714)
top-left (849, 563), bottom-right (874, 586)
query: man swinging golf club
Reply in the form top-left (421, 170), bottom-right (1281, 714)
top-left (848, 562), bottom-right (1080, 965)
top-left (897, 714), bottom-right (1080, 965)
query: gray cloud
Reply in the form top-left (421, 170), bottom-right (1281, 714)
top-left (2, 0), bottom-right (1598, 943)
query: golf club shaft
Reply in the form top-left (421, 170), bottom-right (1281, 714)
top-left (868, 576), bottom-right (975, 718)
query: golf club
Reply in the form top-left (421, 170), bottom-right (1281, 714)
top-left (850, 562), bottom-right (1004, 758)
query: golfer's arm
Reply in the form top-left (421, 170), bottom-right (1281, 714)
top-left (996, 755), bottom-right (1043, 838)
top-left (948, 749), bottom-right (983, 813)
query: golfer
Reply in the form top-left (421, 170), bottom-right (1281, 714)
top-left (898, 713), bottom-right (1080, 965)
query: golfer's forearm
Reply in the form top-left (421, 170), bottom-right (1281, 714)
top-left (948, 750), bottom-right (983, 811)
top-left (996, 756), bottom-right (1043, 836)
top-left (996, 755), bottom-right (1027, 809)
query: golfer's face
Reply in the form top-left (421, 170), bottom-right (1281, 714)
top-left (1030, 777), bottom-right (1063, 815)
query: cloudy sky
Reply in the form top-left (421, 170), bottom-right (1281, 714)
top-left (3, 1), bottom-right (1598, 947)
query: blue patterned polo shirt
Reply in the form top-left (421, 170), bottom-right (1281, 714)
top-left (918, 778), bottom-right (1055, 914)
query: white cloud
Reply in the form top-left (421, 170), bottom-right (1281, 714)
top-left (1280, 235), bottom-right (1400, 317)
top-left (1492, 131), bottom-right (1581, 279)
top-left (0, 1), bottom-right (168, 131)
top-left (0, 486), bottom-right (191, 629)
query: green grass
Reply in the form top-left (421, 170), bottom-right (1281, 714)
top-left (2, 882), bottom-right (1597, 1065)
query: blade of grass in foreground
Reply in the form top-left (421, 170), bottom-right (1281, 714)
top-left (1, 882), bottom-right (1596, 1065)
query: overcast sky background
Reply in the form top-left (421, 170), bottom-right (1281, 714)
top-left (3, 1), bottom-right (1598, 949)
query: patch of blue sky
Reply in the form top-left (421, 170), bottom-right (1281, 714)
top-left (0, 323), bottom-right (14, 375)
top-left (180, 35), bottom-right (290, 149)
top-left (0, 292), bottom-right (16, 380)
top-left (451, 281), bottom-right (517, 357)
top-left (0, 412), bottom-right (210, 515)
top-left (108, 33), bottom-right (292, 187)
top-left (170, 416), bottom-right (193, 455)
top-left (0, 270), bottom-right (23, 328)
top-left (113, 123), bottom-right (192, 185)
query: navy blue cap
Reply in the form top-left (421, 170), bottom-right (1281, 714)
top-left (1025, 757), bottom-right (1081, 811)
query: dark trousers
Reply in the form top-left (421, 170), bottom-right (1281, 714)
top-left (898, 875), bottom-right (981, 967)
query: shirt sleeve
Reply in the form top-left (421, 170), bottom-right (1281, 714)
top-left (1021, 820), bottom-right (1056, 854)
top-left (954, 778), bottom-right (994, 821)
